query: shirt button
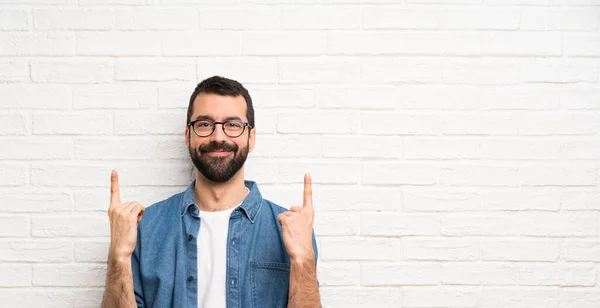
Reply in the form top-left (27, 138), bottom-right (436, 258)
top-left (187, 276), bottom-right (194, 282)
top-left (231, 240), bottom-right (235, 246)
top-left (188, 234), bottom-right (193, 240)
top-left (231, 279), bottom-right (237, 285)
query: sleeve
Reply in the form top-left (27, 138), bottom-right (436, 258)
top-left (312, 230), bottom-right (319, 287)
top-left (132, 229), bottom-right (145, 308)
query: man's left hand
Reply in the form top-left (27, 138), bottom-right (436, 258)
top-left (278, 173), bottom-right (315, 264)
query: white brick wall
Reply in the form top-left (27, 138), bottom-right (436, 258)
top-left (0, 1), bottom-right (599, 307)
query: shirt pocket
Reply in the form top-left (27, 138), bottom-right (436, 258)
top-left (250, 261), bottom-right (290, 308)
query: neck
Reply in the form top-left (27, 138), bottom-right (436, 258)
top-left (193, 169), bottom-right (248, 212)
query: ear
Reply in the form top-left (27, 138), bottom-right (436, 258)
top-left (248, 127), bottom-right (256, 153)
top-left (185, 125), bottom-right (190, 150)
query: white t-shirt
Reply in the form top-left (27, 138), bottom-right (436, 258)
top-left (197, 193), bottom-right (247, 308)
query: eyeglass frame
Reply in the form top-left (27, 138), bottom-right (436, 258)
top-left (187, 119), bottom-right (253, 138)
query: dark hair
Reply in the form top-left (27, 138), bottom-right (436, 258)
top-left (187, 76), bottom-right (255, 129)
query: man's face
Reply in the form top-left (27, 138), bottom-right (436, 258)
top-left (185, 93), bottom-right (255, 183)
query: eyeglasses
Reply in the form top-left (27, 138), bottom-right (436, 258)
top-left (188, 119), bottom-right (252, 138)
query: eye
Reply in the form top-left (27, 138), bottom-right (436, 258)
top-left (196, 121), bottom-right (213, 128)
top-left (225, 121), bottom-right (243, 128)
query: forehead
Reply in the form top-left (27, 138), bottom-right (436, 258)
top-left (192, 93), bottom-right (247, 120)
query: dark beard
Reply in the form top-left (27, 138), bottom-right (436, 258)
top-left (189, 139), bottom-right (249, 183)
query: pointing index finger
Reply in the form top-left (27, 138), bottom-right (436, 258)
top-left (303, 173), bottom-right (313, 210)
top-left (110, 170), bottom-right (121, 206)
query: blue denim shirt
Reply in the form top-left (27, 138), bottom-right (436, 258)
top-left (132, 180), bottom-right (318, 308)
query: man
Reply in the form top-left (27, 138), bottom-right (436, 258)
top-left (102, 76), bottom-right (321, 308)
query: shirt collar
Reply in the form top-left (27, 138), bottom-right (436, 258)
top-left (180, 179), bottom-right (263, 223)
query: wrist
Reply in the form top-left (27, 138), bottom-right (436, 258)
top-left (290, 252), bottom-right (315, 266)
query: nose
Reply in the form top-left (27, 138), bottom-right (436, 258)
top-left (209, 123), bottom-right (227, 143)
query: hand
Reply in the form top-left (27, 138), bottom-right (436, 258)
top-left (278, 173), bottom-right (315, 264)
top-left (107, 170), bottom-right (145, 260)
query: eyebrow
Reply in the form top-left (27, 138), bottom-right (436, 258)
top-left (194, 115), bottom-right (244, 122)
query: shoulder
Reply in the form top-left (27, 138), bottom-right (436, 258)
top-left (260, 198), bottom-right (288, 218)
top-left (140, 191), bottom-right (185, 227)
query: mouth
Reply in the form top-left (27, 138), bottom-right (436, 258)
top-left (204, 150), bottom-right (232, 157)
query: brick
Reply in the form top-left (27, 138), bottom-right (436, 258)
top-left (115, 58), bottom-right (196, 82)
top-left (282, 7), bottom-right (360, 29)
top-left (116, 8), bottom-right (199, 30)
top-left (320, 238), bottom-right (400, 261)
top-left (481, 240), bottom-right (559, 261)
top-left (31, 60), bottom-right (113, 83)
top-left (279, 59), bottom-right (360, 84)
top-left (250, 86), bottom-right (317, 109)
top-left (0, 33), bottom-right (73, 56)
top-left (561, 291), bottom-right (600, 308)
top-left (519, 214), bottom-right (598, 237)
top-left (0, 289), bottom-right (101, 308)
top-left (244, 0), bottom-right (316, 3)
top-left (197, 58), bottom-right (278, 84)
top-left (488, 0), bottom-right (557, 4)
top-left (563, 191), bottom-right (600, 211)
top-left (75, 186), bottom-right (185, 212)
top-left (0, 192), bottom-right (72, 212)
top-left (31, 165), bottom-right (111, 187)
top-left (519, 165), bottom-right (596, 186)
top-left (0, 85), bottom-right (71, 109)
top-left (559, 87), bottom-right (600, 109)
top-left (361, 214), bottom-right (439, 236)
top-left (0, 164), bottom-right (27, 186)
top-left (441, 215), bottom-right (519, 236)
top-left (278, 163), bottom-right (359, 184)
top-left (438, 8), bottom-right (520, 30)
top-left (75, 32), bottom-right (160, 56)
top-left (75, 137), bottom-right (186, 160)
top-left (243, 158), bottom-right (279, 184)
top-left (483, 190), bottom-right (561, 211)
top-left (162, 32), bottom-right (240, 56)
top-left (363, 8), bottom-right (438, 29)
top-left (440, 165), bottom-right (520, 187)
top-left (0, 60), bottom-right (29, 82)
top-left (0, 113), bottom-right (27, 135)
top-left (481, 139), bottom-right (562, 160)
top-left (254, 110), bottom-right (277, 134)
top-left (33, 264), bottom-right (105, 287)
top-left (79, 0), bottom-right (146, 4)
top-left (115, 111), bottom-right (184, 135)
top-left (314, 212), bottom-right (359, 236)
top-left (403, 137), bottom-right (481, 159)
top-left (516, 113), bottom-right (600, 136)
top-left (318, 86), bottom-right (397, 109)
top-left (159, 84), bottom-right (195, 109)
top-left (0, 138), bottom-right (72, 159)
top-left (0, 9), bottom-right (30, 31)
top-left (74, 84), bottom-right (157, 110)
top-left (520, 264), bottom-right (595, 286)
top-left (243, 31), bottom-right (325, 56)
top-left (438, 113), bottom-right (520, 135)
top-left (362, 163), bottom-right (438, 185)
top-left (33, 9), bottom-right (113, 30)
top-left (479, 87), bottom-right (560, 110)
top-left (565, 240), bottom-right (600, 261)
top-left (32, 214), bottom-right (108, 237)
top-left (394, 85), bottom-right (481, 110)
top-left (114, 164), bottom-right (194, 186)
top-left (403, 190), bottom-right (481, 212)
top-left (328, 32), bottom-right (560, 56)
top-left (312, 188), bottom-right (400, 211)
top-left (252, 136), bottom-right (321, 158)
top-left (322, 136), bottom-right (402, 159)
top-left (278, 111), bottom-right (357, 134)
top-left (564, 34), bottom-right (600, 57)
top-left (0, 216), bottom-right (28, 237)
top-left (403, 288), bottom-right (479, 308)
top-left (404, 238), bottom-right (479, 261)
top-left (0, 265), bottom-right (30, 287)
top-left (320, 288), bottom-right (399, 308)
top-left (0, 240), bottom-right (73, 262)
top-left (479, 289), bottom-right (558, 308)
top-left (33, 112), bottom-right (111, 135)
top-left (362, 263), bottom-right (440, 286)
top-left (361, 112), bottom-right (438, 135)
top-left (316, 262), bottom-right (360, 286)
top-left (200, 8), bottom-right (279, 30)
top-left (522, 8), bottom-right (599, 31)
top-left (162, 0), bottom-right (236, 3)
top-left (362, 58), bottom-right (442, 84)
top-left (75, 241), bottom-right (109, 262)
top-left (442, 263), bottom-right (518, 285)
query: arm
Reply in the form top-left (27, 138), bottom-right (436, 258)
top-left (102, 170), bottom-right (145, 308)
top-left (288, 256), bottom-right (320, 308)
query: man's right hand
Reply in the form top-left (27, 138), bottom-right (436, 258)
top-left (108, 170), bottom-right (145, 260)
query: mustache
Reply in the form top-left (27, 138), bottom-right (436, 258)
top-left (199, 142), bottom-right (238, 153)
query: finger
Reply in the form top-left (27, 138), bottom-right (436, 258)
top-left (303, 173), bottom-right (313, 210)
top-left (290, 206), bottom-right (302, 213)
top-left (110, 170), bottom-right (121, 207)
top-left (128, 202), bottom-right (145, 215)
